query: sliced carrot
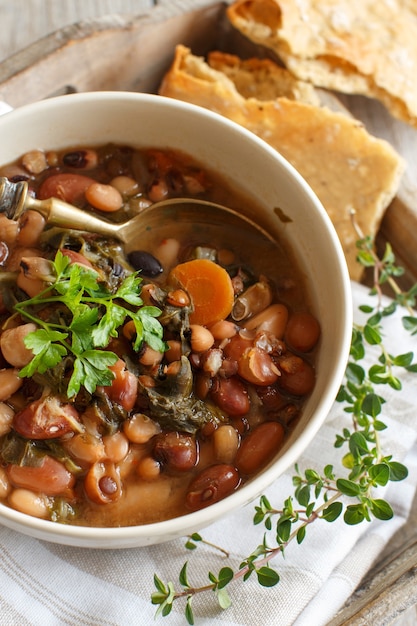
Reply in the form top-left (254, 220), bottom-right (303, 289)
top-left (169, 259), bottom-right (234, 326)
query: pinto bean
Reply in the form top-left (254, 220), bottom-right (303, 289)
top-left (235, 421), bottom-right (285, 476)
top-left (244, 303), bottom-right (289, 339)
top-left (7, 455), bottom-right (75, 496)
top-left (222, 333), bottom-right (253, 361)
top-left (13, 396), bottom-right (81, 439)
top-left (277, 355), bottom-right (316, 395)
top-left (64, 432), bottom-right (106, 465)
top-left (237, 347), bottom-right (280, 386)
top-left (84, 461), bottom-right (122, 504)
top-left (210, 376), bottom-right (250, 416)
top-left (213, 425), bottom-right (239, 464)
top-left (0, 402), bottom-right (14, 436)
top-left (138, 345), bottom-right (164, 368)
top-left (190, 325), bottom-right (214, 353)
top-left (186, 464), bottom-right (240, 511)
top-left (208, 320), bottom-right (237, 341)
top-left (110, 175), bottom-right (139, 196)
top-left (17, 210), bottom-right (46, 247)
top-left (8, 488), bottom-right (49, 519)
top-left (85, 182), bottom-right (123, 212)
top-left (136, 456), bottom-right (161, 480)
top-left (0, 215), bottom-right (19, 246)
top-left (285, 311), bottom-right (321, 352)
top-left (153, 432), bottom-right (198, 472)
top-left (0, 322), bottom-right (37, 367)
top-left (0, 368), bottom-right (23, 401)
top-left (123, 412), bottom-right (161, 444)
top-left (103, 432), bottom-right (130, 464)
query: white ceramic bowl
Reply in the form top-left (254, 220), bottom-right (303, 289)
top-left (0, 92), bottom-right (352, 548)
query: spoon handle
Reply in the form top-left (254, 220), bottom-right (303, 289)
top-left (26, 196), bottom-right (122, 241)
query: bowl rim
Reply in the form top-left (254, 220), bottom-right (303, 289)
top-left (0, 91), bottom-right (353, 545)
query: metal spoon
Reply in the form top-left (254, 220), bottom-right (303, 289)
top-left (0, 176), bottom-right (274, 253)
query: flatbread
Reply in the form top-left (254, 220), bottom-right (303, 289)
top-left (227, 0), bottom-right (417, 128)
top-left (158, 45), bottom-right (405, 280)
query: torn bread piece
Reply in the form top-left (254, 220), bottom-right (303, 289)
top-left (227, 0), bottom-right (417, 128)
top-left (159, 45), bottom-right (405, 281)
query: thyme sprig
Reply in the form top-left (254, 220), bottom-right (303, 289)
top-left (151, 234), bottom-right (416, 624)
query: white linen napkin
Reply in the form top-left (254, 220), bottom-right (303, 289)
top-left (0, 281), bottom-right (416, 626)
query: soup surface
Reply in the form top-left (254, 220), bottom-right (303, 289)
top-left (0, 145), bottom-right (320, 527)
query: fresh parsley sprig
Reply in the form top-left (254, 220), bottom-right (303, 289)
top-left (151, 233), bottom-right (416, 625)
top-left (14, 250), bottom-right (165, 398)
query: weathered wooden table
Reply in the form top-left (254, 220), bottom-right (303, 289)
top-left (0, 2), bottom-right (416, 624)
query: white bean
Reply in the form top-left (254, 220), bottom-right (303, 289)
top-left (1, 323), bottom-right (36, 367)
top-left (0, 368), bottom-right (23, 401)
top-left (123, 413), bottom-right (161, 444)
top-left (8, 488), bottom-right (49, 519)
top-left (0, 467), bottom-right (10, 498)
top-left (0, 402), bottom-right (14, 436)
top-left (154, 238), bottom-right (180, 273)
top-left (213, 424), bottom-right (239, 464)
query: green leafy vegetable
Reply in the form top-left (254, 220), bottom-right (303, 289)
top-left (14, 250), bottom-right (165, 397)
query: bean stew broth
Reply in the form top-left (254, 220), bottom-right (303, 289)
top-left (0, 144), bottom-right (320, 527)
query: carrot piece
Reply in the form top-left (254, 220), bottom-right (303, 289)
top-left (169, 259), bottom-right (234, 326)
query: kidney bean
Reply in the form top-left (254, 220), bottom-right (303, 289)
top-left (186, 464), bottom-right (240, 511)
top-left (61, 248), bottom-right (94, 269)
top-left (84, 461), bottom-right (122, 504)
top-left (38, 173), bottom-right (96, 203)
top-left (237, 346), bottom-right (279, 386)
top-left (153, 432), bottom-right (198, 472)
top-left (244, 303), bottom-right (289, 339)
top-left (103, 359), bottom-right (138, 412)
top-left (235, 421), bottom-right (285, 476)
top-left (8, 488), bottom-right (49, 519)
top-left (256, 385), bottom-right (285, 411)
top-left (1, 322), bottom-right (37, 367)
top-left (13, 396), bottom-right (81, 439)
top-left (0, 368), bottom-right (23, 401)
top-left (7, 455), bottom-right (75, 496)
top-left (223, 333), bottom-right (253, 361)
top-left (285, 311), bottom-right (321, 352)
top-left (277, 355), bottom-right (316, 395)
top-left (210, 376), bottom-right (250, 416)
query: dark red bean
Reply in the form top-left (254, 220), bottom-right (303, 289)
top-left (235, 421), bottom-right (285, 476)
top-left (186, 464), bottom-right (240, 511)
top-left (285, 311), bottom-right (320, 352)
top-left (277, 355), bottom-right (316, 395)
top-left (153, 432), bottom-right (198, 472)
top-left (13, 397), bottom-right (81, 439)
top-left (210, 376), bottom-right (250, 416)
